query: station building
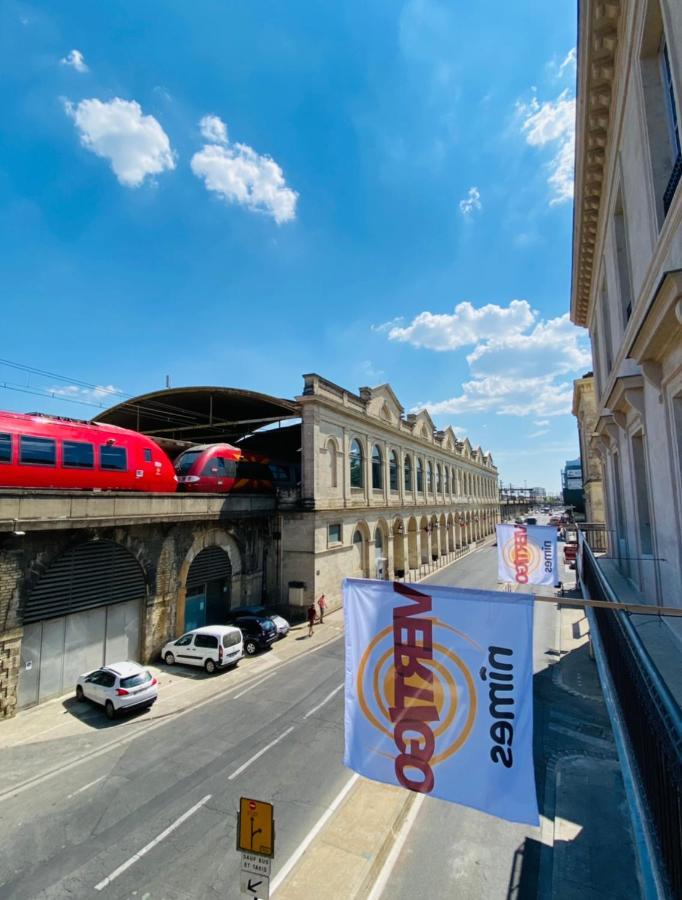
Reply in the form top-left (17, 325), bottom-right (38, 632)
top-left (0, 374), bottom-right (499, 717)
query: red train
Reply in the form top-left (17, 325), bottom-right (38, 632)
top-left (0, 411), bottom-right (177, 492)
top-left (174, 443), bottom-right (274, 493)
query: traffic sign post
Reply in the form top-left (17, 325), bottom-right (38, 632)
top-left (238, 798), bottom-right (275, 898)
top-left (237, 797), bottom-right (275, 857)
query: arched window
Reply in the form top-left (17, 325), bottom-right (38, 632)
top-left (436, 464), bottom-right (442, 494)
top-left (350, 439), bottom-right (364, 488)
top-left (372, 445), bottom-right (383, 490)
top-left (404, 454), bottom-right (413, 492)
top-left (389, 450), bottom-right (399, 491)
top-left (444, 467), bottom-right (450, 495)
top-left (416, 458), bottom-right (424, 492)
top-left (427, 461), bottom-right (433, 493)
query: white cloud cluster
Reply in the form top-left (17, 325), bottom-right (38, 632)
top-left (60, 49), bottom-right (88, 73)
top-left (558, 47), bottom-right (576, 77)
top-left (459, 186), bottom-right (481, 216)
top-left (65, 97), bottom-right (175, 186)
top-left (51, 384), bottom-right (121, 404)
top-left (381, 300), bottom-right (591, 419)
top-left (519, 88), bottom-right (575, 204)
top-left (385, 299), bottom-right (535, 351)
top-left (191, 114), bottom-right (298, 224)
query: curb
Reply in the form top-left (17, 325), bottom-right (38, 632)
top-left (354, 790), bottom-right (418, 899)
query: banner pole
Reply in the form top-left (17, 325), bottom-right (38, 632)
top-left (530, 594), bottom-right (682, 617)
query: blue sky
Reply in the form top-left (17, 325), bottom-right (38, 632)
top-left (1, 0), bottom-right (585, 492)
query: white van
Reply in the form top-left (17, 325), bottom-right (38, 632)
top-left (161, 625), bottom-right (243, 673)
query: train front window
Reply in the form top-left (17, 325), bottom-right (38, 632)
top-left (100, 445), bottom-right (127, 471)
top-left (63, 441), bottom-right (94, 469)
top-left (175, 450), bottom-right (201, 475)
top-left (20, 436), bottom-right (56, 466)
top-left (201, 457), bottom-right (227, 476)
top-left (0, 433), bottom-right (11, 463)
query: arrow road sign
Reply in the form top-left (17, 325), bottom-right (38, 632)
top-left (240, 871), bottom-right (270, 899)
top-left (237, 797), bottom-right (274, 857)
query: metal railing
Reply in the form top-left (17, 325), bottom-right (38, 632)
top-left (578, 521), bottom-right (609, 554)
top-left (581, 540), bottom-right (682, 897)
top-left (663, 152), bottom-right (682, 216)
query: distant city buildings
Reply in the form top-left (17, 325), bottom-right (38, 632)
top-left (561, 458), bottom-right (585, 514)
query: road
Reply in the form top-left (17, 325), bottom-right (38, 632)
top-left (0, 635), bottom-right (348, 899)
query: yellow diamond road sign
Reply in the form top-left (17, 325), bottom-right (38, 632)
top-left (238, 797), bottom-right (274, 858)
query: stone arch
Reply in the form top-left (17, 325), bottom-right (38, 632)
top-left (392, 517), bottom-right (406, 577)
top-left (406, 516), bottom-right (419, 570)
top-left (176, 529), bottom-right (242, 635)
top-left (439, 512), bottom-right (448, 555)
top-left (352, 520), bottom-right (371, 578)
top-left (349, 436), bottom-right (365, 489)
top-left (419, 515), bottom-right (430, 564)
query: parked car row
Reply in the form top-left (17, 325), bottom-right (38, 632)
top-left (74, 606), bottom-right (291, 720)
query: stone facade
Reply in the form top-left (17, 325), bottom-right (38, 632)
top-left (280, 375), bottom-right (500, 611)
top-left (570, 0), bottom-right (682, 631)
top-left (572, 374), bottom-right (605, 523)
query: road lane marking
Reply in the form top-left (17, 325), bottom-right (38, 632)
top-left (270, 773), bottom-right (360, 895)
top-left (0, 634), bottom-right (343, 803)
top-left (94, 794), bottom-right (211, 891)
top-left (66, 775), bottom-right (105, 799)
top-left (365, 793), bottom-right (425, 900)
top-left (303, 684), bottom-right (343, 719)
top-left (228, 727), bottom-right (296, 781)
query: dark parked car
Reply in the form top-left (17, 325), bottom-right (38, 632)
top-left (230, 615), bottom-right (277, 655)
top-left (225, 606), bottom-right (290, 639)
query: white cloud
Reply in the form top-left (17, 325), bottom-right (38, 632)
top-left (50, 384), bottom-right (121, 405)
top-left (65, 98), bottom-right (175, 186)
top-left (558, 47), bottom-right (576, 77)
top-left (529, 429), bottom-right (549, 438)
top-left (518, 88), bottom-right (575, 204)
top-left (191, 118), bottom-right (298, 224)
top-left (199, 114), bottom-right (228, 145)
top-left (383, 300), bottom-right (535, 351)
top-left (60, 49), bottom-right (88, 73)
top-left (381, 300), bottom-right (591, 420)
top-left (417, 375), bottom-right (574, 419)
top-left (459, 186), bottom-right (481, 216)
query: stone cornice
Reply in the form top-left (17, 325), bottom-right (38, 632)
top-left (571, 0), bottom-right (622, 328)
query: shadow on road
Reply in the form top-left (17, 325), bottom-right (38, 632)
top-left (61, 696), bottom-right (155, 729)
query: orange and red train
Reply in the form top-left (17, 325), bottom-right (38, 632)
top-left (0, 410), bottom-right (279, 494)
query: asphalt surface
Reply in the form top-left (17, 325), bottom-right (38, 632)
top-left (0, 635), bottom-right (348, 899)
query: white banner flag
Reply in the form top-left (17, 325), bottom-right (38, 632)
top-left (496, 523), bottom-right (558, 586)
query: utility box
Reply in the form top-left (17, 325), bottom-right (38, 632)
top-left (288, 581), bottom-right (306, 607)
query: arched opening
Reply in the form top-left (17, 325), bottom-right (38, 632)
top-left (404, 454), bottom-right (413, 492)
top-left (17, 540), bottom-right (146, 710)
top-left (184, 545), bottom-right (232, 632)
top-left (393, 518), bottom-right (405, 577)
top-left (420, 516), bottom-right (430, 564)
top-left (352, 527), bottom-right (369, 578)
top-left (374, 526), bottom-right (386, 578)
top-left (439, 513), bottom-right (447, 555)
top-left (372, 445), bottom-right (383, 490)
top-left (350, 439), bottom-right (364, 488)
top-left (447, 513), bottom-right (455, 552)
top-left (444, 467), bottom-right (450, 496)
top-left (416, 458), bottom-right (424, 493)
top-left (427, 462), bottom-right (433, 494)
top-left (436, 464), bottom-right (442, 495)
top-left (407, 517), bottom-right (418, 570)
top-left (430, 515), bottom-right (439, 560)
top-left (389, 450), bottom-right (399, 492)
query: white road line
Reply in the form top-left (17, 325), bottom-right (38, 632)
top-left (0, 634), bottom-right (343, 803)
top-left (365, 793), bottom-right (425, 900)
top-left (303, 683), bottom-right (344, 719)
top-left (66, 775), bottom-right (105, 800)
top-left (270, 772), bottom-right (360, 895)
top-left (227, 727), bottom-right (296, 781)
top-left (94, 794), bottom-right (211, 892)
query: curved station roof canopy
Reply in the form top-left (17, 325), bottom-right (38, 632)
top-left (94, 386), bottom-right (300, 446)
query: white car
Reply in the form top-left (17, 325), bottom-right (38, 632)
top-left (161, 625), bottom-right (243, 673)
top-left (76, 661), bottom-right (158, 720)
